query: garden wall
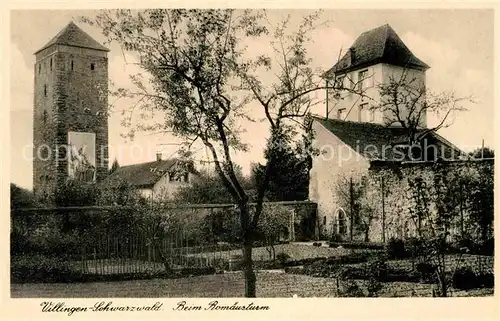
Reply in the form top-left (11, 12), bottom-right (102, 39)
top-left (343, 159), bottom-right (493, 243)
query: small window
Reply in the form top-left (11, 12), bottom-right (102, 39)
top-left (71, 60), bottom-right (74, 71)
top-left (323, 216), bottom-right (327, 226)
top-left (38, 63), bottom-right (41, 74)
top-left (44, 84), bottom-right (47, 97)
top-left (50, 58), bottom-right (53, 70)
top-left (337, 108), bottom-right (346, 120)
top-left (42, 110), bottom-right (47, 124)
top-left (90, 63), bottom-right (95, 70)
top-left (358, 69), bottom-right (368, 91)
top-left (183, 172), bottom-right (189, 182)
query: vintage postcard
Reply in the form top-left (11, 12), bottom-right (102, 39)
top-left (2, 1), bottom-right (498, 320)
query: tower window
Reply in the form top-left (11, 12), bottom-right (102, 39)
top-left (38, 63), bottom-right (41, 74)
top-left (90, 63), bottom-right (95, 70)
top-left (44, 84), bottom-right (47, 97)
top-left (71, 60), bottom-right (74, 71)
top-left (337, 108), bottom-right (346, 120)
top-left (50, 58), bottom-right (53, 71)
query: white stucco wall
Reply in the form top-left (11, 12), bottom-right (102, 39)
top-left (328, 63), bottom-right (384, 123)
top-left (308, 120), bottom-right (370, 239)
top-left (381, 64), bottom-right (427, 128)
top-left (328, 63), bottom-right (427, 127)
top-left (151, 172), bottom-right (193, 200)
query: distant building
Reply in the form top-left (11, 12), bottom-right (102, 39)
top-left (105, 154), bottom-right (198, 200)
top-left (308, 24), bottom-right (463, 239)
top-left (32, 21), bottom-right (109, 202)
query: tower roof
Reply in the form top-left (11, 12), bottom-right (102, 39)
top-left (326, 24), bottom-right (429, 77)
top-left (35, 21), bottom-right (109, 54)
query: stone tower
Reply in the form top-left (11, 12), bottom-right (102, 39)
top-left (33, 21), bottom-right (109, 202)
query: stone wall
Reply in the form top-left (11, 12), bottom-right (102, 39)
top-left (344, 159), bottom-right (494, 243)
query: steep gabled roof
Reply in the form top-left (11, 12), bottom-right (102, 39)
top-left (313, 116), bottom-right (462, 161)
top-left (105, 159), bottom-right (197, 188)
top-left (325, 24), bottom-right (429, 77)
top-left (35, 21), bottom-right (109, 54)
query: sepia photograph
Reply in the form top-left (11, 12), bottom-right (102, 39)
top-left (8, 7), bottom-right (494, 301)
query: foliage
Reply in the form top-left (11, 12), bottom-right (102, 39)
top-left (257, 204), bottom-right (291, 260)
top-left (11, 254), bottom-right (84, 284)
top-left (54, 179), bottom-right (99, 206)
top-left (452, 267), bottom-right (476, 290)
top-left (251, 135), bottom-right (310, 202)
top-left (385, 237), bottom-right (407, 259)
top-left (173, 169), bottom-right (251, 204)
top-left (109, 158), bottom-right (120, 174)
top-left (10, 184), bottom-right (37, 209)
top-left (469, 147), bottom-right (494, 159)
top-left (97, 177), bottom-right (144, 206)
top-left (276, 252), bottom-right (291, 264)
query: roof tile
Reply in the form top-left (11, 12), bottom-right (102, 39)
top-left (35, 21), bottom-right (109, 54)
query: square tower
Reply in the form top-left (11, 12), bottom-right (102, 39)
top-left (33, 21), bottom-right (109, 203)
top-left (324, 24), bottom-right (430, 127)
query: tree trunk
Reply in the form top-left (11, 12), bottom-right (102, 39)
top-left (243, 241), bottom-right (256, 297)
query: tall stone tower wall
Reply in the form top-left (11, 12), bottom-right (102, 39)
top-left (33, 23), bottom-right (109, 203)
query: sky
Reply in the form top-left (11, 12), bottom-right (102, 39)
top-left (10, 9), bottom-right (494, 189)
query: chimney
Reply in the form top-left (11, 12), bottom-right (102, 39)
top-left (156, 152), bottom-right (162, 161)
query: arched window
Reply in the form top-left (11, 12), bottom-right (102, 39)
top-left (337, 208), bottom-right (347, 235)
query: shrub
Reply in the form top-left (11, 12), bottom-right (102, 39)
top-left (476, 272), bottom-right (494, 288)
top-left (276, 252), bottom-right (291, 264)
top-left (367, 257), bottom-right (388, 281)
top-left (479, 238), bottom-right (494, 256)
top-left (338, 279), bottom-right (366, 297)
top-left (415, 262), bottom-right (436, 283)
top-left (11, 254), bottom-right (84, 283)
top-left (452, 267), bottom-right (477, 290)
top-left (385, 237), bottom-right (407, 259)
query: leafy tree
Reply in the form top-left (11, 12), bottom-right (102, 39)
top-left (257, 204), bottom-right (291, 260)
top-left (173, 167), bottom-right (253, 204)
top-left (252, 134), bottom-right (310, 201)
top-left (84, 9), bottom-right (362, 297)
top-left (469, 147), bottom-right (494, 159)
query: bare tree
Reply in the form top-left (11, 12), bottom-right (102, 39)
top-left (373, 68), bottom-right (472, 146)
